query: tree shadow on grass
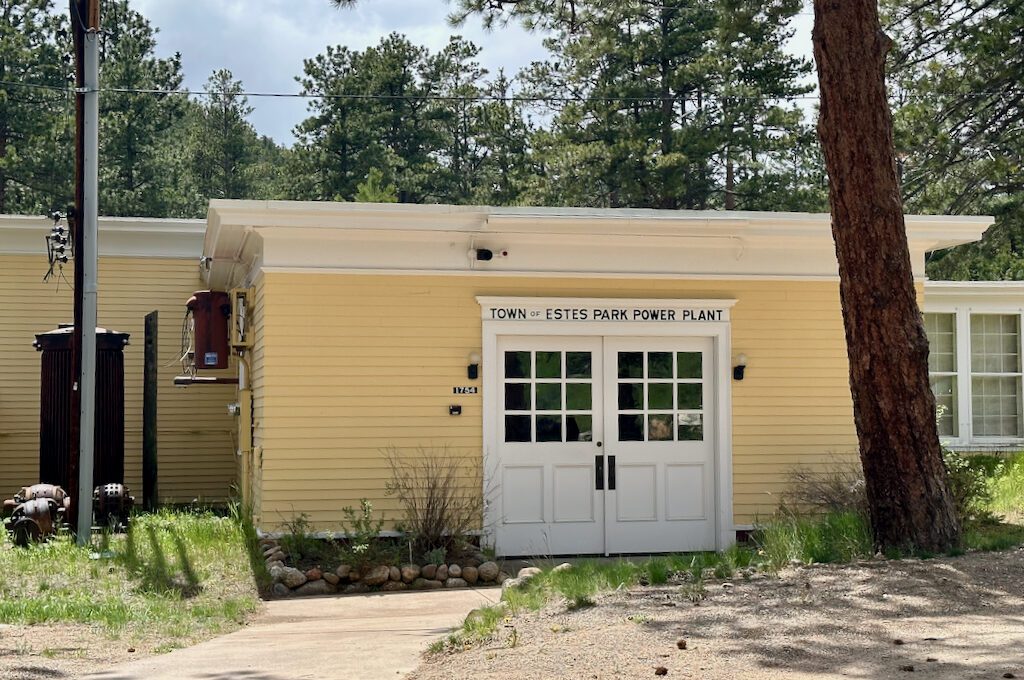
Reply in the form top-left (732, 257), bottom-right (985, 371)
top-left (120, 524), bottom-right (202, 599)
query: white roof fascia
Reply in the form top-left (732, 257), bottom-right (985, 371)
top-left (0, 214), bottom-right (206, 259)
top-left (203, 201), bottom-right (994, 290)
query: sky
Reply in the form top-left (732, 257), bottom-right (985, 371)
top-left (132, 0), bottom-right (816, 147)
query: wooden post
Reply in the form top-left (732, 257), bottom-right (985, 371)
top-left (143, 311), bottom-right (158, 511)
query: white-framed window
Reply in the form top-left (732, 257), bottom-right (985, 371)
top-left (969, 314), bottom-right (1022, 438)
top-left (924, 312), bottom-right (958, 437)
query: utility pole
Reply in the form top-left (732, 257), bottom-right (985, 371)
top-left (70, 0), bottom-right (100, 546)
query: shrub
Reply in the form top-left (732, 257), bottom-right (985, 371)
top-left (942, 449), bottom-right (995, 523)
top-left (383, 446), bottom-right (484, 559)
top-left (339, 499), bottom-right (396, 569)
top-left (784, 458), bottom-right (867, 516)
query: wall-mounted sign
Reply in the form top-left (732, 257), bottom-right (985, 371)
top-left (453, 386), bottom-right (479, 394)
top-left (477, 297), bottom-right (735, 324)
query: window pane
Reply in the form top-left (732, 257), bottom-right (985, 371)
top-left (678, 383), bottom-right (702, 410)
top-left (971, 314), bottom-right (1020, 373)
top-left (535, 383), bottom-right (562, 410)
top-left (929, 376), bottom-right (958, 438)
top-left (536, 351), bottom-right (562, 378)
top-left (677, 413), bottom-right (704, 441)
top-left (924, 313), bottom-right (956, 373)
top-left (618, 352), bottom-right (644, 378)
top-left (648, 352), bottom-right (673, 378)
top-left (505, 415), bottom-right (531, 442)
top-left (648, 383), bottom-right (673, 409)
top-left (566, 352), bottom-right (592, 378)
top-left (972, 376), bottom-right (1021, 437)
top-left (504, 383), bottom-right (531, 411)
top-left (536, 415), bottom-right (562, 442)
top-left (648, 414), bottom-right (673, 441)
top-left (618, 383), bottom-right (643, 410)
top-left (566, 383), bottom-right (592, 410)
top-left (618, 414), bottom-right (644, 441)
top-left (505, 351), bottom-right (530, 379)
top-left (567, 415), bottom-right (592, 442)
top-left (677, 352), bottom-right (702, 379)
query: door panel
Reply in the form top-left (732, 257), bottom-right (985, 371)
top-left (603, 337), bottom-right (717, 554)
top-left (494, 337), bottom-right (605, 556)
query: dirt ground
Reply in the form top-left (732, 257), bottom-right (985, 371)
top-left (412, 548), bottom-right (1024, 680)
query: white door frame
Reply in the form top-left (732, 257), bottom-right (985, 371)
top-left (479, 297), bottom-right (737, 554)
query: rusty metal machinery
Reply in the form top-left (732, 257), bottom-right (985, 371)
top-left (2, 484), bottom-right (71, 547)
top-left (93, 483), bottom-right (134, 529)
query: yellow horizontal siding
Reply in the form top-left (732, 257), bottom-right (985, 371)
top-left (0, 254), bottom-right (236, 503)
top-left (255, 272), bottom-right (858, 531)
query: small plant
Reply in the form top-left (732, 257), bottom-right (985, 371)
top-left (784, 457), bottom-right (867, 516)
top-left (942, 449), bottom-right (996, 523)
top-left (340, 500), bottom-right (388, 569)
top-left (278, 512), bottom-right (333, 567)
top-left (422, 546), bottom-right (446, 566)
top-left (383, 446), bottom-right (484, 558)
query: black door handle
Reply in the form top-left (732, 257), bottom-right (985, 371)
top-left (595, 455), bottom-right (604, 490)
top-left (608, 455), bottom-right (616, 491)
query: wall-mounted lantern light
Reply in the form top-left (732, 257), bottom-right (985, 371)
top-left (468, 351), bottom-right (482, 380)
top-left (733, 353), bottom-right (748, 381)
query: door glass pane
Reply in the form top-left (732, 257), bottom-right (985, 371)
top-left (648, 383), bottom-right (673, 409)
top-left (505, 415), bottom-right (531, 442)
top-left (536, 351), bottom-right (562, 379)
top-left (618, 383), bottom-right (643, 410)
top-left (536, 415), bottom-right (562, 442)
top-left (677, 413), bottom-right (703, 441)
top-left (648, 414), bottom-right (673, 441)
top-left (677, 352), bottom-right (702, 379)
top-left (618, 352), bottom-right (643, 378)
top-left (648, 352), bottom-right (673, 378)
top-left (677, 383), bottom-right (702, 410)
top-left (566, 383), bottom-right (592, 410)
top-left (504, 383), bottom-right (531, 411)
top-left (567, 415), bottom-right (592, 442)
top-left (535, 382), bottom-right (562, 410)
top-left (505, 351), bottom-right (531, 379)
top-left (929, 376), bottom-right (957, 437)
top-left (566, 352), bottom-right (592, 379)
top-left (618, 414), bottom-right (644, 441)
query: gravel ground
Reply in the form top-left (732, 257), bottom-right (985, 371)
top-left (411, 548), bottom-right (1024, 680)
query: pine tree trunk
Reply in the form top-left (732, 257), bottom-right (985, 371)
top-left (812, 0), bottom-right (961, 552)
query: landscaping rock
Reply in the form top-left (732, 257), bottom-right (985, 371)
top-left (262, 544), bottom-right (279, 557)
top-left (381, 581), bottom-right (407, 592)
top-left (497, 571), bottom-right (512, 584)
top-left (436, 565), bottom-right (449, 581)
top-left (445, 577), bottom-right (468, 589)
top-left (273, 566), bottom-right (308, 589)
top-left (363, 565), bottom-right (391, 587)
top-left (478, 561), bottom-right (499, 582)
top-left (552, 562), bottom-right (573, 573)
top-left (336, 565), bottom-right (352, 580)
top-left (401, 564), bottom-right (421, 583)
top-left (265, 559), bottom-right (284, 571)
top-left (268, 550), bottom-right (286, 563)
top-left (473, 552), bottom-right (488, 564)
top-left (412, 578), bottom-right (444, 590)
top-left (449, 564), bottom-right (462, 578)
top-left (258, 538), bottom-right (278, 549)
top-left (389, 566), bottom-right (401, 582)
top-left (517, 566), bottom-right (543, 581)
top-left (272, 583), bottom-right (291, 598)
top-left (501, 577), bottom-right (526, 594)
top-left (323, 573), bottom-right (340, 586)
top-left (305, 567), bottom-right (322, 581)
top-left (343, 582), bottom-right (370, 594)
top-left (421, 564), bottom-right (438, 580)
top-left (463, 556), bottom-right (481, 568)
top-left (294, 579), bottom-right (334, 597)
top-left (349, 570), bottom-right (362, 582)
top-left (462, 565), bottom-right (479, 585)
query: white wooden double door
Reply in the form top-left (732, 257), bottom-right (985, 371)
top-left (494, 336), bottom-right (717, 556)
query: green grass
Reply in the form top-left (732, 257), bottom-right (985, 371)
top-left (0, 508), bottom-right (261, 644)
top-left (754, 510), bottom-right (875, 568)
top-left (988, 454), bottom-right (1024, 517)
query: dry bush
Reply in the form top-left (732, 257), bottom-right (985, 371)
top-left (784, 457), bottom-right (868, 517)
top-left (383, 446), bottom-right (484, 560)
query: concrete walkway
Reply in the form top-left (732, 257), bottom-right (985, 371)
top-left (83, 588), bottom-right (499, 680)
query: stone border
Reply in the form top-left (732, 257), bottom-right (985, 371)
top-left (258, 538), bottom-right (513, 598)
